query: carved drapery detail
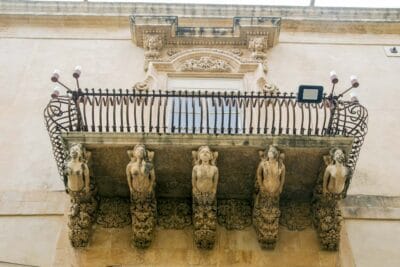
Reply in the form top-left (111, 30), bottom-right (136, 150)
top-left (126, 144), bottom-right (157, 248)
top-left (65, 143), bottom-right (98, 247)
top-left (312, 148), bottom-right (351, 250)
top-left (253, 145), bottom-right (285, 249)
top-left (192, 146), bottom-right (219, 249)
top-left (180, 56), bottom-right (231, 72)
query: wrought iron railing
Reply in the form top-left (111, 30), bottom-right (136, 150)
top-left (44, 89), bottom-right (368, 178)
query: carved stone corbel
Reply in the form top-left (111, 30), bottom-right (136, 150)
top-left (126, 144), bottom-right (157, 248)
top-left (312, 148), bottom-right (351, 250)
top-left (248, 36), bottom-right (268, 61)
top-left (143, 34), bottom-right (164, 71)
top-left (192, 146), bottom-right (219, 249)
top-left (253, 145), bottom-right (285, 249)
top-left (65, 143), bottom-right (98, 247)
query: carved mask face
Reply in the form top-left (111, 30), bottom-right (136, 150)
top-left (134, 146), bottom-right (145, 160)
top-left (267, 146), bottom-right (278, 160)
top-left (333, 149), bottom-right (345, 163)
top-left (254, 38), bottom-right (265, 52)
top-left (199, 147), bottom-right (212, 163)
top-left (70, 145), bottom-right (82, 160)
top-left (148, 36), bottom-right (161, 50)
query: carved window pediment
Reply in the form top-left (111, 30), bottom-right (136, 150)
top-left (131, 16), bottom-right (281, 93)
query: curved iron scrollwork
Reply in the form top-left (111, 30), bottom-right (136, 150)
top-left (43, 96), bottom-right (81, 182)
top-left (329, 100), bottom-right (368, 193)
top-left (44, 89), bottom-right (368, 190)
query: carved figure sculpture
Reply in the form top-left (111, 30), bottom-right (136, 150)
top-left (192, 146), bottom-right (219, 249)
top-left (126, 144), bottom-right (156, 248)
top-left (323, 148), bottom-right (349, 195)
top-left (253, 145), bottom-right (285, 249)
top-left (248, 36), bottom-right (267, 60)
top-left (312, 148), bottom-right (351, 250)
top-left (64, 143), bottom-right (97, 247)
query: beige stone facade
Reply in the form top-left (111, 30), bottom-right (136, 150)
top-left (1, 1), bottom-right (400, 266)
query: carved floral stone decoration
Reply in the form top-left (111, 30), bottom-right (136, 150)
top-left (126, 144), bottom-right (157, 248)
top-left (253, 145), bottom-right (285, 249)
top-left (312, 148), bottom-right (351, 250)
top-left (180, 56), bottom-right (231, 72)
top-left (64, 143), bottom-right (98, 247)
top-left (192, 146), bottom-right (219, 249)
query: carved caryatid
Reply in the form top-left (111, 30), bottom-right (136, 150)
top-left (64, 143), bottom-right (98, 248)
top-left (126, 144), bottom-right (157, 248)
top-left (253, 145), bottom-right (285, 249)
top-left (192, 146), bottom-right (219, 249)
top-left (248, 36), bottom-right (268, 60)
top-left (312, 148), bottom-right (351, 250)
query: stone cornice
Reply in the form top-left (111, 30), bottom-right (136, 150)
top-left (130, 16), bottom-right (280, 48)
top-left (1, 1), bottom-right (400, 22)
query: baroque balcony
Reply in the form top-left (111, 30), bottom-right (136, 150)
top-left (44, 86), bottom-right (367, 249)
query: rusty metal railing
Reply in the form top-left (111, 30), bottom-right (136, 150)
top-left (44, 89), bottom-right (368, 179)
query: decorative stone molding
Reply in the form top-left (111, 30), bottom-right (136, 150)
top-left (131, 16), bottom-right (280, 72)
top-left (64, 143), bottom-right (98, 247)
top-left (312, 148), bottom-right (352, 250)
top-left (192, 146), bottom-right (219, 249)
top-left (180, 56), bottom-right (231, 72)
top-left (253, 145), bottom-right (285, 249)
top-left (126, 144), bottom-right (157, 248)
top-left (132, 48), bottom-right (279, 93)
top-left (131, 16), bottom-right (280, 48)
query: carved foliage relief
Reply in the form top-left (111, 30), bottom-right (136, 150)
top-left (180, 56), bottom-right (231, 72)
